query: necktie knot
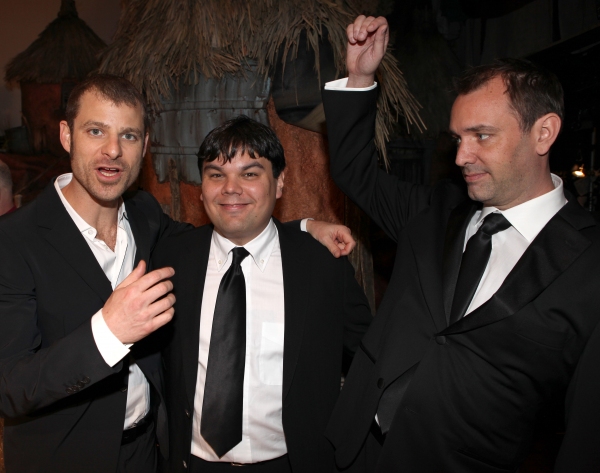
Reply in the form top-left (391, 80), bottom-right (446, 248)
top-left (479, 212), bottom-right (511, 237)
top-left (231, 247), bottom-right (250, 266)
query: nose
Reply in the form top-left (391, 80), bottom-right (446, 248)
top-left (102, 133), bottom-right (122, 160)
top-left (455, 140), bottom-right (475, 167)
top-left (222, 176), bottom-right (242, 195)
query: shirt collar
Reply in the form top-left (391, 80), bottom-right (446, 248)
top-left (211, 219), bottom-right (279, 272)
top-left (476, 174), bottom-right (567, 242)
top-left (54, 173), bottom-right (128, 238)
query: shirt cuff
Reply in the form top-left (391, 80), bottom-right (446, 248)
top-left (300, 218), bottom-right (313, 232)
top-left (324, 77), bottom-right (378, 91)
top-left (91, 309), bottom-right (131, 367)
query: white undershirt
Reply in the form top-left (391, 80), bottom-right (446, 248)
top-left (192, 219), bottom-right (287, 463)
top-left (54, 173), bottom-right (150, 429)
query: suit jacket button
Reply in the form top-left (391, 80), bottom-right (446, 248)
top-left (436, 335), bottom-right (447, 345)
top-left (377, 378), bottom-right (384, 388)
top-left (183, 460), bottom-right (188, 469)
top-left (185, 409), bottom-right (191, 418)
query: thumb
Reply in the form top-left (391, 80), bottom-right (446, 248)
top-left (117, 260), bottom-right (146, 289)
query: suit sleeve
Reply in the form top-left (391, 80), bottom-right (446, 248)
top-left (0, 228), bottom-right (122, 419)
top-left (554, 321), bottom-right (600, 473)
top-left (322, 88), bottom-right (433, 242)
top-left (340, 257), bottom-right (372, 361)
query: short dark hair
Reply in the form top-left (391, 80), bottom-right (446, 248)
top-left (197, 116), bottom-right (286, 178)
top-left (65, 74), bottom-right (150, 135)
top-left (454, 58), bottom-right (564, 133)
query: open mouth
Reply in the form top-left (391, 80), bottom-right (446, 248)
top-left (98, 167), bottom-right (121, 177)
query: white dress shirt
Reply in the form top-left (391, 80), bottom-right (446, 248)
top-left (54, 173), bottom-right (150, 429)
top-left (464, 174), bottom-right (567, 314)
top-left (192, 219), bottom-right (286, 463)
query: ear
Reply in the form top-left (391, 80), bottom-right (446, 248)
top-left (59, 121), bottom-right (72, 153)
top-left (534, 113), bottom-right (561, 156)
top-left (275, 170), bottom-right (285, 199)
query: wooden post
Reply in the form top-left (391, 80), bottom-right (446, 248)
top-left (168, 158), bottom-right (181, 222)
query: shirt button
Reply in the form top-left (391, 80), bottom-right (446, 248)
top-left (436, 336), bottom-right (447, 345)
top-left (218, 260), bottom-right (222, 265)
top-left (87, 229), bottom-right (93, 235)
top-left (260, 259), bottom-right (264, 264)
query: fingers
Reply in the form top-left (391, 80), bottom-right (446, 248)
top-left (117, 260), bottom-right (146, 289)
top-left (131, 266), bottom-right (175, 293)
top-left (348, 15), bottom-right (388, 44)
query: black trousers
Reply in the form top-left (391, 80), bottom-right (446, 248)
top-left (190, 454), bottom-right (292, 473)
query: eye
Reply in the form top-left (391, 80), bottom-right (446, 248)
top-left (243, 172), bottom-right (258, 178)
top-left (89, 128), bottom-right (102, 136)
top-left (123, 133), bottom-right (138, 141)
top-left (478, 134), bottom-right (490, 140)
top-left (452, 136), bottom-right (461, 145)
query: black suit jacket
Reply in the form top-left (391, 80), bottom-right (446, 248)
top-left (151, 219), bottom-right (372, 473)
top-left (322, 87), bottom-right (600, 473)
top-left (0, 183), bottom-right (185, 473)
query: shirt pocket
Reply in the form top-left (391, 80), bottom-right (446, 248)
top-left (258, 322), bottom-right (284, 386)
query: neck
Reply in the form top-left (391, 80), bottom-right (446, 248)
top-left (62, 181), bottom-right (120, 232)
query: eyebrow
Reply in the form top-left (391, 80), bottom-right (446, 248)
top-left (203, 161), bottom-right (266, 172)
top-left (450, 124), bottom-right (500, 135)
top-left (80, 121), bottom-right (143, 136)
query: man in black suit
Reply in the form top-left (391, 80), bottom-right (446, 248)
top-left (0, 75), bottom-right (181, 473)
top-left (321, 15), bottom-right (600, 473)
top-left (152, 116), bottom-right (372, 473)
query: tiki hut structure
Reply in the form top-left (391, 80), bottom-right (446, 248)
top-left (4, 0), bottom-right (106, 156)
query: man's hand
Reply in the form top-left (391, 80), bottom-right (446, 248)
top-left (346, 15), bottom-right (389, 88)
top-left (102, 261), bottom-right (175, 344)
top-left (306, 220), bottom-right (356, 257)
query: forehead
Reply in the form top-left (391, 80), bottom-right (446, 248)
top-left (75, 91), bottom-right (144, 125)
top-left (450, 76), bottom-right (518, 130)
top-left (203, 151), bottom-right (273, 171)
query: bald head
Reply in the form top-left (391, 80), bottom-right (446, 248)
top-left (0, 160), bottom-right (14, 216)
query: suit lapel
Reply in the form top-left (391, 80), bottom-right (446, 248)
top-left (275, 220), bottom-right (308, 401)
top-left (441, 201), bottom-right (595, 335)
top-left (179, 227), bottom-right (212, 409)
top-left (37, 183), bottom-right (112, 302)
top-left (125, 198), bottom-right (151, 266)
top-left (441, 200), bottom-right (479, 326)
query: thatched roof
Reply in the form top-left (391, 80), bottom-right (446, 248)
top-left (99, 0), bottom-right (424, 162)
top-left (5, 0), bottom-right (106, 85)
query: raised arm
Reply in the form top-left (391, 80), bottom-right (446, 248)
top-left (346, 15), bottom-right (389, 88)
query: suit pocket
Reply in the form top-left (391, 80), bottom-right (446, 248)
top-left (258, 322), bottom-right (284, 385)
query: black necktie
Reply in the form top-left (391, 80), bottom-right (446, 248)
top-left (201, 246), bottom-right (250, 457)
top-left (449, 212), bottom-right (511, 325)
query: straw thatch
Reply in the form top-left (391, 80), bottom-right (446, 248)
top-left (4, 0), bottom-right (106, 85)
top-left (98, 0), bottom-right (424, 163)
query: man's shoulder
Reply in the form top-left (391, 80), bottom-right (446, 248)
top-left (153, 223), bottom-right (212, 257)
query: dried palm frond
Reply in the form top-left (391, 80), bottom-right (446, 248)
top-left (99, 0), bottom-right (425, 166)
top-left (5, 0), bottom-right (106, 85)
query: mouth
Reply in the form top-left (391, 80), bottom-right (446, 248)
top-left (97, 167), bottom-right (122, 178)
top-left (462, 171), bottom-right (487, 184)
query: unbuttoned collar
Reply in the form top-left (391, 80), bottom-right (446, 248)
top-left (475, 173), bottom-right (567, 242)
top-left (211, 218), bottom-right (279, 273)
top-left (54, 173), bottom-right (128, 239)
